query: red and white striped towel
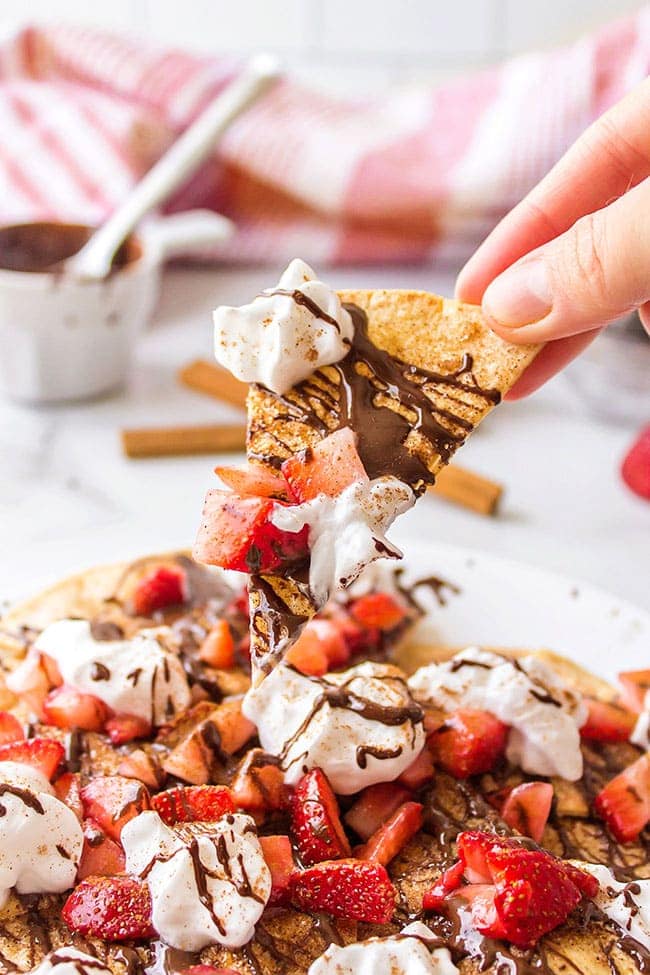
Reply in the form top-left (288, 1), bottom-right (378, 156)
top-left (0, 11), bottom-right (649, 267)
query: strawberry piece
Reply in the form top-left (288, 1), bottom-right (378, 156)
top-left (63, 875), bottom-right (155, 941)
top-left (43, 685), bottom-right (111, 732)
top-left (5, 651), bottom-right (53, 720)
top-left (152, 785), bottom-right (235, 825)
top-left (397, 748), bottom-right (435, 790)
top-left (259, 835), bottom-right (295, 906)
top-left (580, 698), bottom-right (636, 743)
top-left (429, 708), bottom-right (508, 778)
top-left (349, 593), bottom-right (407, 631)
top-left (80, 775), bottom-right (151, 841)
top-left (0, 711), bottom-right (24, 745)
top-left (621, 424), bottom-right (650, 500)
top-left (357, 801), bottom-right (423, 866)
top-left (282, 428), bottom-right (368, 502)
top-left (132, 565), bottom-right (186, 616)
top-left (199, 620), bottom-right (235, 669)
top-left (193, 491), bottom-right (309, 573)
top-left (290, 858), bottom-right (396, 924)
top-left (54, 772), bottom-right (83, 821)
top-left (77, 818), bottom-right (126, 880)
top-left (290, 768), bottom-right (351, 865)
top-left (0, 737), bottom-right (64, 780)
top-left (618, 669), bottom-right (650, 713)
top-left (344, 782), bottom-right (413, 842)
top-left (231, 749), bottom-right (289, 813)
top-left (500, 782), bottom-right (554, 843)
top-left (285, 619), bottom-right (348, 676)
top-left (594, 752), bottom-right (650, 843)
top-left (105, 712), bottom-right (152, 746)
top-left (422, 859), bottom-right (465, 911)
top-left (214, 463), bottom-right (290, 500)
top-left (117, 750), bottom-right (163, 791)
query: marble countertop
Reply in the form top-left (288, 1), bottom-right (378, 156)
top-left (1, 265), bottom-right (647, 610)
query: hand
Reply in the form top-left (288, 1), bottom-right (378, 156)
top-left (456, 77), bottom-right (650, 399)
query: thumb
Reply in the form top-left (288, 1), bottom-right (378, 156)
top-left (480, 176), bottom-right (650, 343)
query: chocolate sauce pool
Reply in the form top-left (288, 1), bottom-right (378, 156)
top-left (0, 222), bottom-right (140, 274)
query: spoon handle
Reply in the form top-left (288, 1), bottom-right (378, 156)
top-left (70, 53), bottom-right (280, 280)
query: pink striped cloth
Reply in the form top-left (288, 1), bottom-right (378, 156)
top-left (0, 12), bottom-right (649, 267)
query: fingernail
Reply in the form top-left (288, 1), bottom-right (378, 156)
top-left (483, 257), bottom-right (552, 328)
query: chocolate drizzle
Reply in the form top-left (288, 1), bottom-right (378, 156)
top-left (262, 288), bottom-right (346, 334)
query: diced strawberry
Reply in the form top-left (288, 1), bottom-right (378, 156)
top-left (54, 772), bottom-right (83, 821)
top-left (231, 749), bottom-right (290, 813)
top-left (152, 785), bottom-right (235, 825)
top-left (0, 737), bottom-right (64, 780)
top-left (290, 768), bottom-right (351, 866)
top-left (357, 801), bottom-right (423, 866)
top-left (349, 593), bottom-right (407, 631)
top-left (5, 651), bottom-right (52, 719)
top-left (77, 818), bottom-right (126, 880)
top-left (259, 835), bottom-right (295, 906)
top-left (594, 752), bottom-right (650, 843)
top-left (214, 463), bottom-right (290, 500)
top-left (63, 875), bottom-right (155, 941)
top-left (500, 782), bottom-right (554, 843)
top-left (290, 858), bottom-right (396, 924)
top-left (105, 712), bottom-right (152, 746)
top-left (43, 685), bottom-right (111, 733)
top-left (80, 775), bottom-right (151, 842)
top-left (285, 619), bottom-right (348, 676)
top-left (0, 711), bottom-right (24, 745)
top-left (397, 748), bottom-right (435, 790)
top-left (618, 670), bottom-right (650, 714)
top-left (210, 698), bottom-right (256, 755)
top-left (132, 565), bottom-right (186, 616)
top-left (580, 698), bottom-right (636, 743)
top-left (282, 428), bottom-right (368, 502)
top-left (344, 782), bottom-right (413, 842)
top-left (117, 750), bottom-right (163, 791)
top-left (199, 620), bottom-right (236, 669)
top-left (193, 490), bottom-right (309, 573)
top-left (429, 709), bottom-right (508, 778)
top-left (621, 424), bottom-right (650, 500)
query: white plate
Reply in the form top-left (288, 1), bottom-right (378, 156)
top-left (393, 541), bottom-right (650, 683)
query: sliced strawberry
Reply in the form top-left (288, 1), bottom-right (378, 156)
top-left (282, 428), bottom-right (368, 502)
top-left (151, 785), bottom-right (235, 825)
top-left (429, 708), bottom-right (508, 778)
top-left (618, 669), bottom-right (650, 713)
top-left (500, 782), bottom-right (554, 843)
top-left (43, 685), bottom-right (111, 733)
top-left (290, 858), bottom-right (396, 924)
top-left (422, 859), bottom-right (466, 911)
top-left (349, 593), bottom-right (407, 631)
top-left (77, 818), bottom-right (126, 880)
top-left (199, 620), bottom-right (236, 670)
top-left (290, 768), bottom-right (351, 865)
top-left (0, 737), bottom-right (64, 780)
top-left (54, 771), bottom-right (83, 821)
top-left (580, 698), bottom-right (636, 743)
top-left (285, 620), bottom-right (344, 676)
top-left (357, 801), bottom-right (423, 866)
top-left (105, 712), bottom-right (152, 746)
top-left (132, 565), bottom-right (186, 616)
top-left (80, 775), bottom-right (151, 842)
top-left (193, 490), bottom-right (309, 573)
top-left (5, 651), bottom-right (52, 719)
top-left (231, 749), bottom-right (289, 813)
top-left (397, 748), bottom-right (435, 790)
top-left (0, 711), bottom-right (24, 745)
top-left (621, 424), bottom-right (650, 500)
top-left (344, 782), bottom-right (413, 842)
top-left (117, 750), bottom-right (164, 791)
top-left (259, 835), bottom-right (295, 906)
top-left (214, 463), bottom-right (290, 500)
top-left (63, 875), bottom-right (155, 941)
top-left (594, 752), bottom-right (650, 843)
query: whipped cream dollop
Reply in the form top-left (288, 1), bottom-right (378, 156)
top-left (213, 258), bottom-right (353, 395)
top-left (30, 949), bottom-right (111, 975)
top-left (308, 923), bottom-right (458, 975)
top-left (243, 660), bottom-right (425, 794)
top-left (571, 862), bottom-right (650, 952)
top-left (271, 475), bottom-right (415, 604)
top-left (0, 761), bottom-right (83, 909)
top-left (631, 693), bottom-right (650, 750)
top-left (122, 810), bottom-right (271, 951)
top-left (408, 648), bottom-right (587, 781)
top-left (35, 619), bottom-right (191, 726)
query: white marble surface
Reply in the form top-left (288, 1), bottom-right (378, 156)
top-left (1, 265), bottom-right (648, 610)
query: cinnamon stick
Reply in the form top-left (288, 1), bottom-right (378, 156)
top-left (429, 464), bottom-right (503, 516)
top-left (122, 424), bottom-right (246, 458)
top-left (179, 359), bottom-right (248, 409)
